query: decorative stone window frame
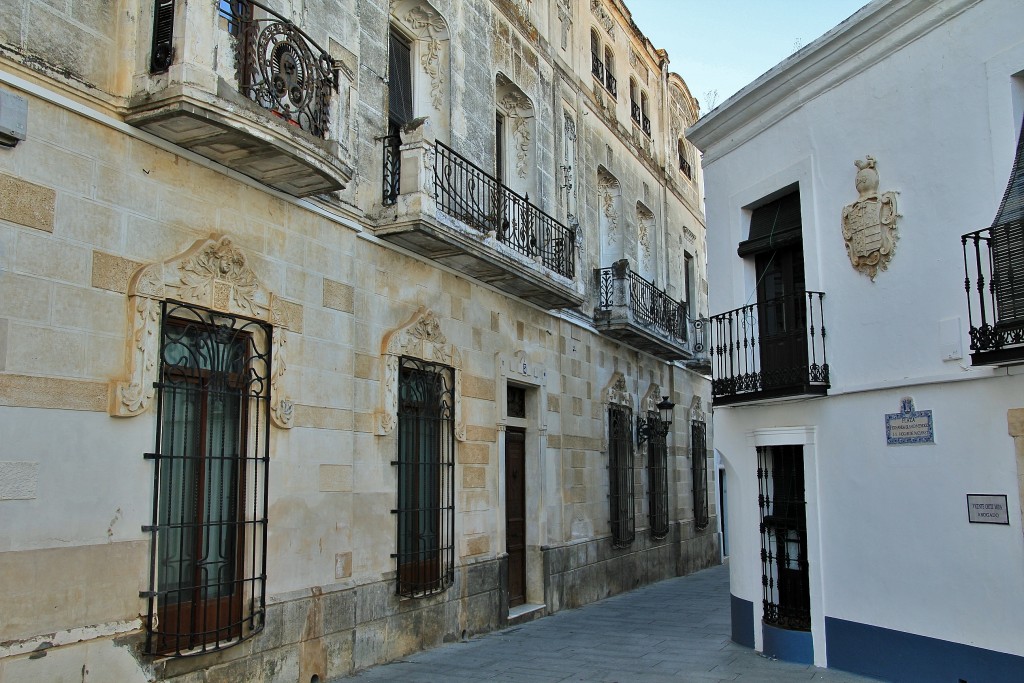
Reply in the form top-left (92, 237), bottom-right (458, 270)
top-left (376, 306), bottom-right (466, 441)
top-left (495, 73), bottom-right (537, 194)
top-left (390, 0), bottom-right (451, 138)
top-left (108, 234), bottom-right (297, 429)
top-left (600, 371), bottom-right (633, 449)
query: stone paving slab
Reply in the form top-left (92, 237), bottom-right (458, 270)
top-left (334, 564), bottom-right (880, 682)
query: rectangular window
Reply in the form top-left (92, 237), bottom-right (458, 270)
top-left (608, 404), bottom-right (635, 547)
top-left (691, 418), bottom-right (709, 531)
top-left (395, 357), bottom-right (455, 597)
top-left (388, 29), bottom-right (414, 127)
top-left (757, 445), bottom-right (810, 631)
top-left (646, 412), bottom-right (669, 539)
top-left (145, 302), bottom-right (270, 656)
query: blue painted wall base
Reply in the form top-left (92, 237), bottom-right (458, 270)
top-left (762, 622), bottom-right (813, 664)
top-left (730, 594), bottom-right (754, 648)
top-left (826, 616), bottom-right (1024, 683)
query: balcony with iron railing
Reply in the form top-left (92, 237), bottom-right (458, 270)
top-left (962, 224), bottom-right (1024, 365)
top-left (126, 0), bottom-right (352, 196)
top-left (709, 292), bottom-right (829, 405)
top-left (377, 120), bottom-right (583, 310)
top-left (594, 260), bottom-right (700, 361)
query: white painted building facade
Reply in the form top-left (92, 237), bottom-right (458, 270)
top-left (688, 0), bottom-right (1024, 679)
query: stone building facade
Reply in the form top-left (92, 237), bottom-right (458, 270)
top-left (0, 0), bottom-right (715, 680)
top-left (688, 0), bottom-right (1024, 679)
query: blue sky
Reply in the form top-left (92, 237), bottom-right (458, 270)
top-left (625, 0), bottom-right (869, 112)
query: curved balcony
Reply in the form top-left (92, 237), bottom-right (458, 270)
top-left (593, 261), bottom-right (695, 361)
top-left (127, 0), bottom-right (352, 196)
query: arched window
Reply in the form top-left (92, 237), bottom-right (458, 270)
top-left (678, 139), bottom-right (693, 179)
top-left (604, 47), bottom-right (617, 98)
top-left (630, 79), bottom-right (640, 124)
top-left (590, 29), bottom-right (604, 82)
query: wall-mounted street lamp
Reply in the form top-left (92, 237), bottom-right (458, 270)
top-left (636, 396), bottom-right (675, 445)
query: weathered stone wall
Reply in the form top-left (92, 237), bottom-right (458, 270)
top-left (0, 0), bottom-right (713, 679)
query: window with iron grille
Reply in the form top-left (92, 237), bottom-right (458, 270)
top-left (757, 445), bottom-right (810, 631)
top-left (691, 418), bottom-right (709, 531)
top-left (143, 301), bottom-right (271, 656)
top-left (608, 403), bottom-right (635, 547)
top-left (394, 357), bottom-right (455, 598)
top-left (646, 412), bottom-right (669, 539)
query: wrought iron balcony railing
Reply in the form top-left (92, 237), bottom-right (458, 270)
top-left (382, 134), bottom-right (401, 206)
top-left (591, 53), bottom-right (605, 82)
top-left (605, 73), bottom-right (618, 99)
top-left (434, 142), bottom-right (575, 279)
top-left (962, 224), bottom-right (1024, 364)
top-left (219, 0), bottom-right (338, 138)
top-left (380, 137), bottom-right (577, 280)
top-left (709, 291), bottom-right (829, 404)
top-left (631, 101), bottom-right (641, 125)
top-left (596, 264), bottom-right (688, 344)
top-left (641, 114), bottom-right (651, 137)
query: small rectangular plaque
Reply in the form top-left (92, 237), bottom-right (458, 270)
top-left (885, 397), bottom-right (934, 445)
top-left (967, 494), bottom-right (1009, 525)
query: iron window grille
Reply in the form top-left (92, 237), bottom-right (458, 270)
top-left (646, 412), bottom-right (669, 539)
top-left (691, 418), bottom-right (709, 531)
top-left (608, 404), bottom-right (635, 547)
top-left (757, 445), bottom-right (810, 631)
top-left (143, 301), bottom-right (271, 657)
top-left (393, 357), bottom-right (456, 598)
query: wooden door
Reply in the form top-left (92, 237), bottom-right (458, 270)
top-left (756, 246), bottom-right (807, 388)
top-left (505, 427), bottom-right (526, 608)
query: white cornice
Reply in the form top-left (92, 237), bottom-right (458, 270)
top-left (685, 0), bottom-right (983, 164)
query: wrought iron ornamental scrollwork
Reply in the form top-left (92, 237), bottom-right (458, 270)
top-left (221, 0), bottom-right (338, 138)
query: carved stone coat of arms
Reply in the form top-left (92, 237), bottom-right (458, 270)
top-left (841, 156), bottom-right (899, 280)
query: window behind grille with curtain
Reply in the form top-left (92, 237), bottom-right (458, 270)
top-left (145, 302), bottom-right (270, 657)
top-left (395, 357), bottom-right (455, 597)
top-left (608, 404), bottom-right (635, 547)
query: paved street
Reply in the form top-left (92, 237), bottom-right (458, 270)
top-left (336, 563), bottom-right (878, 682)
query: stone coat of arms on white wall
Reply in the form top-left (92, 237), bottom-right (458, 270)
top-left (841, 156), bottom-right (899, 280)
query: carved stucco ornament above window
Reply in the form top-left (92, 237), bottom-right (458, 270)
top-left (841, 156), bottom-right (900, 281)
top-left (108, 234), bottom-right (298, 428)
top-left (590, 0), bottom-right (615, 38)
top-left (402, 3), bottom-right (449, 111)
top-left (377, 306), bottom-right (466, 440)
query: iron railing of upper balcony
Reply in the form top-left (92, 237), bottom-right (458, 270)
top-left (962, 224), bottom-right (1024, 363)
top-left (596, 265), bottom-right (689, 344)
top-left (434, 142), bottom-right (576, 279)
top-left (709, 291), bottom-right (828, 403)
top-left (215, 0), bottom-right (338, 138)
top-left (630, 101), bottom-right (641, 126)
top-left (641, 114), bottom-right (651, 137)
top-left (591, 53), bottom-right (605, 83)
top-left (382, 134), bottom-right (401, 206)
top-left (605, 72), bottom-right (618, 99)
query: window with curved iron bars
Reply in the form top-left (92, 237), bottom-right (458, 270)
top-left (691, 418), bottom-right (709, 531)
top-left (646, 412), bottom-right (669, 539)
top-left (608, 403), bottom-right (635, 547)
top-left (143, 301), bottom-right (271, 657)
top-left (393, 357), bottom-right (456, 598)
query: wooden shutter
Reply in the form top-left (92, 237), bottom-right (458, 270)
top-left (150, 0), bottom-right (175, 73)
top-left (388, 30), bottom-right (414, 126)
